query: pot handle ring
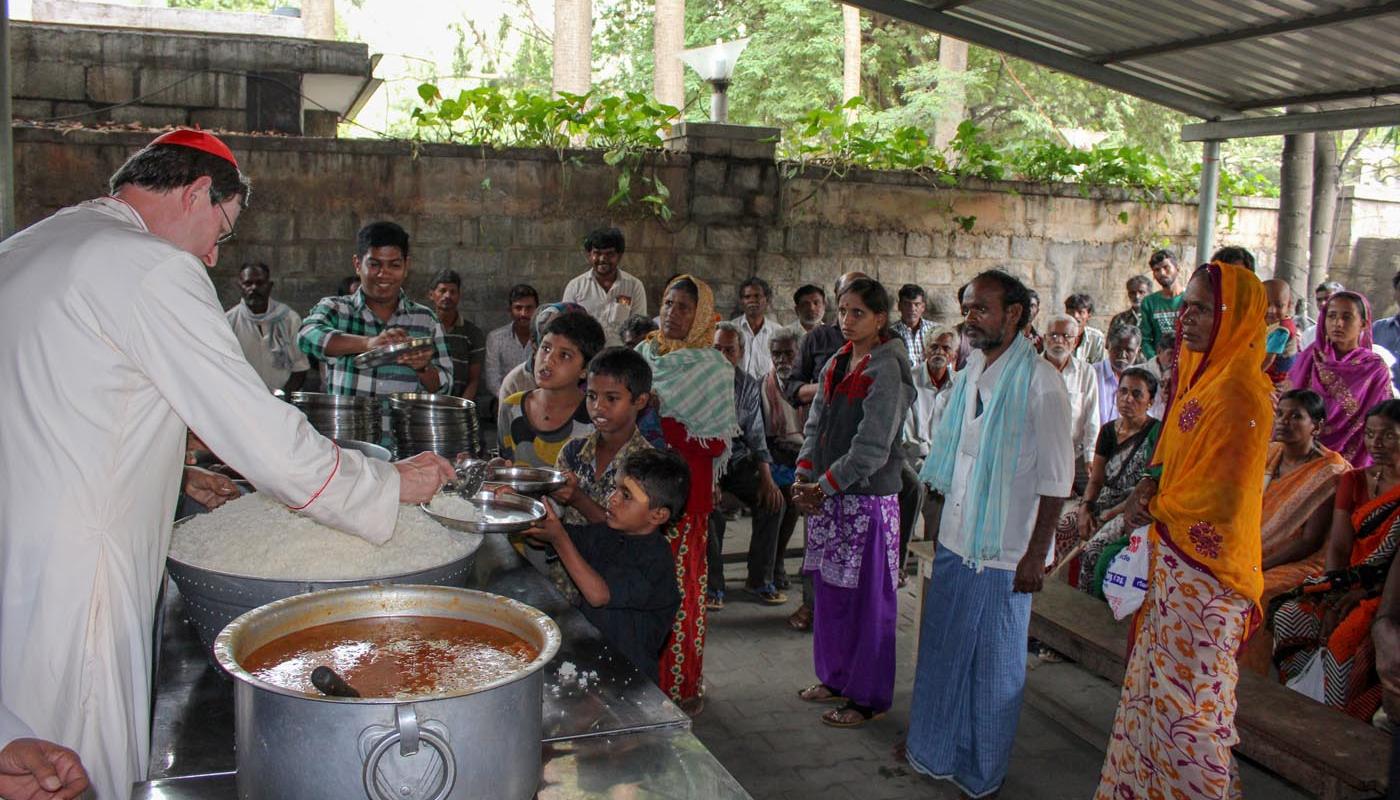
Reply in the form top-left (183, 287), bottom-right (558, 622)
top-left (360, 705), bottom-right (457, 800)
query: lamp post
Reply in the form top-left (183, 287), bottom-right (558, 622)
top-left (679, 38), bottom-right (750, 124)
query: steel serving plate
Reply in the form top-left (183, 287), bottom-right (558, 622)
top-left (420, 490), bottom-right (545, 535)
top-left (353, 338), bottom-right (436, 369)
top-left (483, 466), bottom-right (567, 495)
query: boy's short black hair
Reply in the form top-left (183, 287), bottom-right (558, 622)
top-left (542, 310), bottom-right (607, 365)
top-left (356, 221), bottom-right (410, 259)
top-left (618, 449), bottom-right (690, 524)
top-left (587, 346), bottom-right (653, 397)
top-left (1211, 245), bottom-right (1256, 272)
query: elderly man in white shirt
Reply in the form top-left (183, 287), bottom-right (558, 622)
top-left (732, 276), bottom-right (778, 378)
top-left (903, 327), bottom-right (961, 542)
top-left (905, 270), bottom-right (1072, 799)
top-left (1042, 313), bottom-right (1100, 493)
top-left (560, 227), bottom-right (647, 347)
top-left (224, 261), bottom-right (309, 393)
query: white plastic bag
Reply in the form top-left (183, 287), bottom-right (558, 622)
top-left (1102, 526), bottom-right (1151, 621)
top-left (1285, 651), bottom-right (1327, 703)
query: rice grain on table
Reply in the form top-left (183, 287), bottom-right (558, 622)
top-left (169, 492), bottom-right (480, 580)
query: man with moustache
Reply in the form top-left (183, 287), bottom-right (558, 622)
top-left (225, 260), bottom-right (309, 393)
top-left (562, 227), bottom-right (647, 347)
top-left (905, 269), bottom-right (1073, 798)
top-left (764, 329), bottom-right (809, 601)
top-left (1108, 275), bottom-right (1152, 336)
top-left (732, 276), bottom-right (778, 378)
top-left (1093, 325), bottom-right (1143, 425)
top-left (708, 323), bottom-right (785, 607)
top-left (1043, 314), bottom-right (1101, 490)
top-left (903, 328), bottom-right (961, 541)
top-left (1138, 249), bottom-right (1184, 359)
top-left (788, 284), bottom-right (828, 346)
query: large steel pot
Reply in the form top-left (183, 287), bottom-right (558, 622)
top-left (215, 584), bottom-right (561, 800)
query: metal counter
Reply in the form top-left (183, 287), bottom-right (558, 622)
top-left (144, 534), bottom-right (705, 786)
top-left (134, 726), bottom-right (750, 799)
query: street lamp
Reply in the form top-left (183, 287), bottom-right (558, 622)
top-left (679, 37), bottom-right (750, 124)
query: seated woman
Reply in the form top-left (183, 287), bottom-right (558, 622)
top-left (1272, 399), bottom-right (1400, 719)
top-left (1237, 390), bottom-right (1350, 674)
top-left (1055, 366), bottom-right (1161, 595)
top-left (1286, 292), bottom-right (1393, 466)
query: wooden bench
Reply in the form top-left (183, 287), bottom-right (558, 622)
top-left (1029, 579), bottom-right (1392, 800)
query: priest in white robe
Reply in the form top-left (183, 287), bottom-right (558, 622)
top-left (0, 130), bottom-right (453, 799)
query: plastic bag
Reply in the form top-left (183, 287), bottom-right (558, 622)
top-left (1285, 651), bottom-right (1326, 703)
top-left (1102, 526), bottom-right (1151, 621)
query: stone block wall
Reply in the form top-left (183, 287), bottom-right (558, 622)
top-left (11, 125), bottom-right (1283, 337)
top-left (1330, 187), bottom-right (1400, 312)
top-left (9, 21), bottom-right (370, 134)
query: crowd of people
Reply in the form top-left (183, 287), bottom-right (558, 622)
top-left (6, 127), bottom-right (1400, 800)
top-left (207, 215), bottom-right (1400, 795)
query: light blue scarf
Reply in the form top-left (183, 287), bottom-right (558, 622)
top-left (919, 332), bottom-right (1037, 570)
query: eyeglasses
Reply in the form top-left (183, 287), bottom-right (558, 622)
top-left (215, 201), bottom-right (236, 245)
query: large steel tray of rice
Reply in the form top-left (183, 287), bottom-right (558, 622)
top-left (166, 493), bottom-right (483, 652)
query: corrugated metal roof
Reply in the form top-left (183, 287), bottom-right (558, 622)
top-left (847, 0), bottom-right (1400, 120)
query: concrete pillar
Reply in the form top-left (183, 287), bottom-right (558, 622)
top-left (1, 0), bottom-right (14, 240)
top-left (842, 5), bottom-right (860, 118)
top-left (1195, 139), bottom-right (1221, 267)
top-left (303, 0), bottom-right (335, 40)
top-left (653, 0), bottom-right (684, 110)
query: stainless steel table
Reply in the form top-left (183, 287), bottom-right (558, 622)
top-left (140, 535), bottom-right (735, 797)
top-left (134, 726), bottom-right (749, 799)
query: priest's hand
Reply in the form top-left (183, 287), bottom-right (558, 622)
top-left (0, 737), bottom-right (90, 800)
top-left (183, 466), bottom-right (240, 511)
top-left (394, 452), bottom-right (455, 504)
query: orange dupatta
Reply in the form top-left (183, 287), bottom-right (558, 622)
top-left (1149, 261), bottom-right (1275, 609)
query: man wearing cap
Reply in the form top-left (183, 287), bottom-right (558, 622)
top-left (0, 130), bottom-right (454, 800)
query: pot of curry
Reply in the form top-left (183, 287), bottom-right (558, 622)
top-left (214, 584), bottom-right (561, 800)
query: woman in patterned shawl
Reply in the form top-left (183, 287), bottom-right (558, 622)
top-left (636, 275), bottom-right (736, 711)
top-left (1287, 291), bottom-right (1393, 467)
top-left (1272, 399), bottom-right (1400, 719)
top-left (1096, 261), bottom-right (1273, 800)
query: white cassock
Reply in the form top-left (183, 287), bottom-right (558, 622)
top-left (0, 198), bottom-right (401, 799)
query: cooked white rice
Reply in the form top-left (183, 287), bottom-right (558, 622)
top-left (169, 492), bottom-right (481, 580)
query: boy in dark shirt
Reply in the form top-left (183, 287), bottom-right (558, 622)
top-left (522, 448), bottom-right (686, 685)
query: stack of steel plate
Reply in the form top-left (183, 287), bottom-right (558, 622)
top-left (389, 392), bottom-right (478, 459)
top-left (288, 393), bottom-right (379, 443)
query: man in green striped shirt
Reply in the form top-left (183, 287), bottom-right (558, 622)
top-left (298, 221), bottom-right (452, 396)
top-left (1138, 249), bottom-right (1185, 360)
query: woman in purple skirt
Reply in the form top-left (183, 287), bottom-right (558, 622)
top-left (790, 277), bottom-right (915, 727)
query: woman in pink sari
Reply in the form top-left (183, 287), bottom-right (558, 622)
top-left (1287, 291), bottom-right (1394, 466)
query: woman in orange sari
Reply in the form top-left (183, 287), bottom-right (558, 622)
top-left (1096, 261), bottom-right (1273, 800)
top-left (1272, 399), bottom-right (1400, 719)
top-left (1238, 389), bottom-right (1350, 674)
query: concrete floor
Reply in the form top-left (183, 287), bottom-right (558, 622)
top-left (693, 517), bottom-right (1314, 800)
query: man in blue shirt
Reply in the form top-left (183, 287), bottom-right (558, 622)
top-left (1371, 272), bottom-right (1400, 391)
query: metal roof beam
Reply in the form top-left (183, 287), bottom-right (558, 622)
top-left (1232, 83), bottom-right (1400, 111)
top-left (843, 0), bottom-right (1240, 119)
top-left (1181, 104), bottom-right (1400, 140)
top-left (1096, 2), bottom-right (1400, 65)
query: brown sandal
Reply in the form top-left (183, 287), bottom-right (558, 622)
top-left (821, 701), bottom-right (884, 728)
top-left (797, 683), bottom-right (845, 703)
top-left (787, 603), bottom-right (813, 632)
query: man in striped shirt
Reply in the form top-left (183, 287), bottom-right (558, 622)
top-left (298, 221), bottom-right (452, 396)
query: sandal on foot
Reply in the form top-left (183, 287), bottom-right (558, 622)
top-left (774, 574), bottom-right (791, 591)
top-left (705, 591), bottom-right (725, 611)
top-left (787, 603), bottom-right (813, 632)
top-left (747, 582), bottom-right (788, 605)
top-left (797, 683), bottom-right (846, 703)
top-left (821, 701), bottom-right (884, 728)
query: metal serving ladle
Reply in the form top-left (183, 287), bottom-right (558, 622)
top-left (444, 456), bottom-right (490, 499)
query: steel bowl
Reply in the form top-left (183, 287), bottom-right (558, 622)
top-left (166, 518), bottom-right (484, 653)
